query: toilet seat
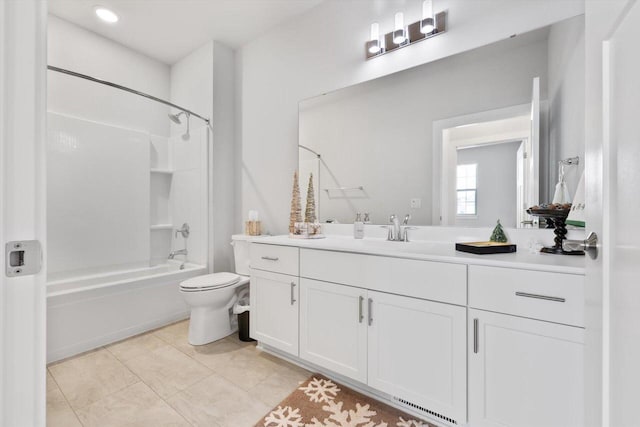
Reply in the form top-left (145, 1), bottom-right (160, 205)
top-left (179, 272), bottom-right (246, 293)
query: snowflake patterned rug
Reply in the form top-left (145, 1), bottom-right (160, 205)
top-left (255, 374), bottom-right (435, 427)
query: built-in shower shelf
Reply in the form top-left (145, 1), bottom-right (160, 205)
top-left (150, 224), bottom-right (173, 231)
top-left (150, 168), bottom-right (174, 175)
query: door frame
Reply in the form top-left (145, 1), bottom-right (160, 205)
top-left (0, 0), bottom-right (48, 425)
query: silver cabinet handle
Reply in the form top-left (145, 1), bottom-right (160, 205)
top-left (515, 291), bottom-right (565, 303)
top-left (358, 296), bottom-right (364, 323)
top-left (368, 298), bottom-right (373, 326)
top-left (261, 256), bottom-right (279, 261)
top-left (290, 282), bottom-right (296, 305)
top-left (473, 318), bottom-right (479, 354)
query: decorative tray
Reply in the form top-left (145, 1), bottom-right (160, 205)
top-left (456, 241), bottom-right (517, 255)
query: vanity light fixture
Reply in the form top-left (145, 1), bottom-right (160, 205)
top-left (95, 6), bottom-right (119, 23)
top-left (365, 6), bottom-right (447, 59)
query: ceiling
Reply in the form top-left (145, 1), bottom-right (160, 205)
top-left (48, 0), bottom-right (323, 64)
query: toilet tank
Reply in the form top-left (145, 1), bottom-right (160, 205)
top-left (231, 234), bottom-right (252, 276)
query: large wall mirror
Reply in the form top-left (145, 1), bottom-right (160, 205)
top-left (299, 15), bottom-right (584, 228)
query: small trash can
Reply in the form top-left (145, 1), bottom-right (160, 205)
top-left (233, 288), bottom-right (255, 342)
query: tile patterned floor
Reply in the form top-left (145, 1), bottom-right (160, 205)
top-left (47, 320), bottom-right (311, 427)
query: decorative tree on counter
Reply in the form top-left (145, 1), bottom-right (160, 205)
top-left (304, 173), bottom-right (317, 223)
top-left (289, 170), bottom-right (302, 234)
top-left (490, 219), bottom-right (508, 243)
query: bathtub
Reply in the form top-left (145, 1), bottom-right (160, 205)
top-left (47, 261), bottom-right (207, 363)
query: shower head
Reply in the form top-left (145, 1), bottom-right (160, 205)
top-left (168, 111), bottom-right (191, 140)
top-left (168, 111), bottom-right (184, 124)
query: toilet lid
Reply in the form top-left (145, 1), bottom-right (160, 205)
top-left (179, 272), bottom-right (240, 290)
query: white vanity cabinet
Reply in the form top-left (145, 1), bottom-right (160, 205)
top-left (299, 278), bottom-right (467, 423)
top-left (367, 290), bottom-right (466, 424)
top-left (299, 278), bottom-right (368, 383)
top-left (299, 249), bottom-right (467, 424)
top-left (249, 240), bottom-right (585, 427)
top-left (467, 266), bottom-right (585, 427)
top-left (249, 244), bottom-right (299, 356)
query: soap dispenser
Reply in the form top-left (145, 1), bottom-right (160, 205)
top-left (354, 213), bottom-right (365, 239)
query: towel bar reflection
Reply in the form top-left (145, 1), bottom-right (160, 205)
top-left (323, 186), bottom-right (365, 192)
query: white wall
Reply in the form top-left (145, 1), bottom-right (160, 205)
top-left (170, 41), bottom-right (236, 272)
top-left (547, 15), bottom-right (585, 200)
top-left (239, 0), bottom-right (585, 234)
top-left (456, 141), bottom-right (521, 228)
top-left (298, 34), bottom-right (547, 225)
top-left (47, 15), bottom-right (170, 136)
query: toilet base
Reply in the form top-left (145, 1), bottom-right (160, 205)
top-left (188, 306), bottom-right (236, 346)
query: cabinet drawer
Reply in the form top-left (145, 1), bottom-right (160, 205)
top-left (468, 265), bottom-right (584, 327)
top-left (300, 249), bottom-right (466, 305)
top-left (250, 243), bottom-right (299, 276)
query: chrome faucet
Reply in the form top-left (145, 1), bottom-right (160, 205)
top-left (168, 248), bottom-right (188, 259)
top-left (384, 214), bottom-right (415, 242)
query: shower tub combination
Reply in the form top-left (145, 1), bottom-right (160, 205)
top-left (46, 66), bottom-right (213, 363)
top-left (47, 262), bottom-right (206, 363)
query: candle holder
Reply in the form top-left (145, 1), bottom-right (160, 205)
top-left (527, 206), bottom-right (584, 255)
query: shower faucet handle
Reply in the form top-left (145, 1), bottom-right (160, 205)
top-left (175, 223), bottom-right (190, 239)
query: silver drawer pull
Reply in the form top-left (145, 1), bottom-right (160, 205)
top-left (358, 296), bottom-right (364, 323)
top-left (261, 256), bottom-right (279, 261)
top-left (290, 282), bottom-right (296, 305)
top-left (368, 298), bottom-right (373, 326)
top-left (473, 318), bottom-right (479, 354)
top-left (515, 291), bottom-right (565, 303)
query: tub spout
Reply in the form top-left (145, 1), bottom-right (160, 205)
top-left (168, 248), bottom-right (188, 259)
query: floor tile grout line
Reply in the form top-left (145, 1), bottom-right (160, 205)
top-left (51, 348), bottom-right (144, 415)
top-left (141, 375), bottom-right (199, 427)
top-left (46, 366), bottom-right (86, 427)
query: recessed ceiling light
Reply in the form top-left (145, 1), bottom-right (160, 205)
top-left (94, 6), bottom-right (119, 24)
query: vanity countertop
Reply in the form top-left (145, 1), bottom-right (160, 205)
top-left (249, 235), bottom-right (586, 275)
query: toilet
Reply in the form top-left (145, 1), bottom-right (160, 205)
top-left (179, 234), bottom-right (252, 346)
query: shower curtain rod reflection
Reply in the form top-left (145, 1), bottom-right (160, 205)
top-left (47, 65), bottom-right (211, 126)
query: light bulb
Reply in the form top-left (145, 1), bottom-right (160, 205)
top-left (420, 0), bottom-right (435, 34)
top-left (393, 12), bottom-right (406, 44)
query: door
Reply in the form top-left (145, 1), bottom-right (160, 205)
top-left (0, 1), bottom-right (47, 426)
top-left (250, 269), bottom-right (299, 356)
top-left (367, 291), bottom-right (466, 424)
top-left (299, 279), bottom-right (367, 382)
top-left (468, 309), bottom-right (584, 427)
top-left (602, 2), bottom-right (640, 425)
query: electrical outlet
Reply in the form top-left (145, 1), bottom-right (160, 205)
top-left (410, 198), bottom-right (422, 209)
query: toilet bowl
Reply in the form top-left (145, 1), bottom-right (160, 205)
top-left (179, 234), bottom-right (253, 345)
top-left (180, 272), bottom-right (249, 345)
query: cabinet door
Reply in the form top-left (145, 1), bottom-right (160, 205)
top-left (250, 269), bottom-right (298, 356)
top-left (367, 291), bottom-right (466, 424)
top-left (468, 309), bottom-right (584, 427)
top-left (300, 279), bottom-right (367, 383)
